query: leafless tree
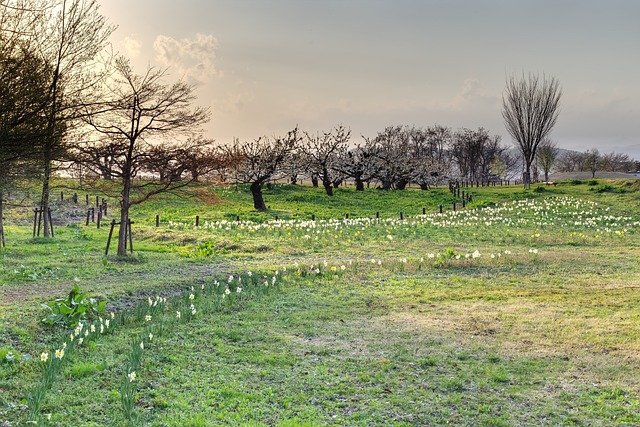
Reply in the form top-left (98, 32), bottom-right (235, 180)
top-left (281, 150), bottom-right (306, 185)
top-left (556, 150), bottom-right (583, 172)
top-left (502, 73), bottom-right (561, 188)
top-left (535, 139), bottom-right (559, 182)
top-left (82, 57), bottom-right (210, 256)
top-left (31, 0), bottom-right (114, 237)
top-left (302, 125), bottom-right (350, 196)
top-left (332, 142), bottom-right (376, 191)
top-left (368, 126), bottom-right (414, 190)
top-left (226, 128), bottom-right (300, 210)
top-left (600, 152), bottom-right (633, 172)
top-left (582, 148), bottom-right (600, 178)
top-left (450, 127), bottom-right (503, 184)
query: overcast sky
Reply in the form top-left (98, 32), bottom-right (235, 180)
top-left (100, 0), bottom-right (640, 159)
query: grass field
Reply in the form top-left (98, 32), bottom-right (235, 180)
top-left (1, 178), bottom-right (640, 426)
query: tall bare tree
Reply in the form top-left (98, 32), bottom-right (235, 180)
top-left (82, 57), bottom-right (210, 256)
top-left (502, 73), bottom-right (561, 189)
top-left (32, 0), bottom-right (113, 237)
top-left (535, 139), bottom-right (559, 182)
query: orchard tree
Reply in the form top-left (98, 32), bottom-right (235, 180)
top-left (333, 142), bottom-right (375, 191)
top-left (368, 126), bottom-right (413, 190)
top-left (82, 57), bottom-right (210, 256)
top-left (226, 128), bottom-right (300, 210)
top-left (302, 125), bottom-right (350, 196)
top-left (502, 73), bottom-right (561, 189)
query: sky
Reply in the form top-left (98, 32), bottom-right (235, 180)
top-left (100, 0), bottom-right (640, 159)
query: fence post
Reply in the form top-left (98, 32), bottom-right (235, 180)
top-left (86, 210), bottom-right (90, 226)
top-left (32, 209), bottom-right (38, 237)
top-left (196, 215), bottom-right (200, 227)
top-left (155, 215), bottom-right (160, 227)
top-left (105, 220), bottom-right (116, 255)
top-left (439, 205), bottom-right (443, 214)
top-left (399, 211), bottom-right (403, 220)
top-left (453, 202), bottom-right (456, 211)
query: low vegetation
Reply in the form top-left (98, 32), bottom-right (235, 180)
top-left (1, 179), bottom-right (640, 426)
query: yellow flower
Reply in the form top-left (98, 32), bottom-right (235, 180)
top-left (128, 371), bottom-right (136, 382)
top-left (55, 348), bottom-right (64, 359)
top-left (40, 352), bottom-right (48, 362)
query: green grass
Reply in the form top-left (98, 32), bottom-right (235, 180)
top-left (1, 179), bottom-right (640, 425)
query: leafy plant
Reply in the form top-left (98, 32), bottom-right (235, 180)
top-left (41, 284), bottom-right (107, 328)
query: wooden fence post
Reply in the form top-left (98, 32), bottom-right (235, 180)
top-left (105, 220), bottom-right (116, 255)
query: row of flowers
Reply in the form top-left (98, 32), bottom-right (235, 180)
top-left (165, 196), bottom-right (639, 237)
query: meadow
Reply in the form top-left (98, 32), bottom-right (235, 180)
top-left (1, 179), bottom-right (640, 426)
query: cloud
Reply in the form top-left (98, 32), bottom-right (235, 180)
top-left (122, 36), bottom-right (142, 59)
top-left (447, 78), bottom-right (500, 112)
top-left (154, 33), bottom-right (218, 83)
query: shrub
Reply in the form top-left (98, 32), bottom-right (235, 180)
top-left (41, 284), bottom-right (107, 328)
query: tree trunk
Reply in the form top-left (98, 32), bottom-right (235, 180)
top-left (250, 181), bottom-right (267, 210)
top-left (355, 176), bottom-right (364, 191)
top-left (544, 170), bottom-right (549, 182)
top-left (322, 180), bottom-right (333, 196)
top-left (311, 175), bottom-right (318, 187)
top-left (523, 167), bottom-right (531, 189)
top-left (419, 183), bottom-right (429, 190)
top-left (117, 176), bottom-right (131, 256)
top-left (332, 179), bottom-right (342, 189)
top-left (0, 193), bottom-right (5, 248)
top-left (396, 180), bottom-right (408, 190)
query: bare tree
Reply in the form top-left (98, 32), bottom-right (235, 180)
top-left (535, 139), bottom-right (559, 182)
top-left (582, 148), bottom-right (600, 178)
top-left (226, 128), bottom-right (300, 210)
top-left (450, 127), bottom-right (503, 184)
top-left (32, 0), bottom-right (114, 237)
top-left (302, 125), bottom-right (350, 196)
top-left (332, 142), bottom-right (376, 191)
top-left (502, 73), bottom-right (561, 189)
top-left (82, 57), bottom-right (210, 256)
top-left (556, 150), bottom-right (584, 172)
top-left (368, 126), bottom-right (413, 190)
top-left (600, 152), bottom-right (633, 172)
